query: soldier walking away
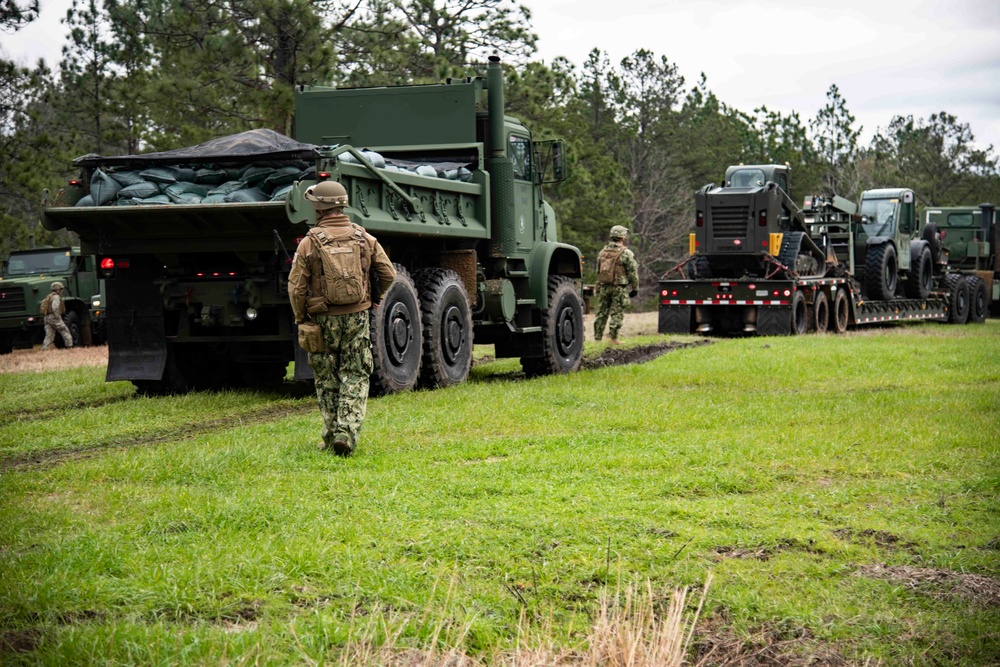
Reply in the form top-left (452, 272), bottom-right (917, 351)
top-left (593, 225), bottom-right (639, 345)
top-left (40, 282), bottom-right (74, 350)
top-left (288, 181), bottom-right (396, 457)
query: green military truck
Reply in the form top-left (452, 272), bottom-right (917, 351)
top-left (42, 57), bottom-right (584, 393)
top-left (0, 246), bottom-right (105, 354)
top-left (923, 203), bottom-right (997, 322)
top-left (658, 164), bottom-right (967, 335)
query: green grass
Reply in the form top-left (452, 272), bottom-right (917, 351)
top-left (1, 322), bottom-right (999, 665)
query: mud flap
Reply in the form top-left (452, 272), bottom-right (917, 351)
top-left (105, 281), bottom-right (168, 382)
top-left (756, 306), bottom-right (792, 336)
top-left (658, 305), bottom-right (693, 334)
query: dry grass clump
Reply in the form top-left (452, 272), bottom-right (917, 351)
top-left (0, 345), bottom-right (107, 375)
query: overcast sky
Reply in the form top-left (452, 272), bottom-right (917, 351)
top-left (4, 0), bottom-right (999, 154)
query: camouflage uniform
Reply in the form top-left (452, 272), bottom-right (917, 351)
top-left (594, 237), bottom-right (639, 342)
top-left (288, 209), bottom-right (395, 455)
top-left (41, 285), bottom-right (73, 350)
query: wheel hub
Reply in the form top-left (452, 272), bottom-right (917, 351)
top-left (442, 305), bottom-right (465, 364)
top-left (387, 303), bottom-right (413, 364)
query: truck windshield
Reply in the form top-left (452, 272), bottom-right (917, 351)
top-left (859, 199), bottom-right (898, 237)
top-left (728, 169), bottom-right (766, 188)
top-left (4, 250), bottom-right (71, 277)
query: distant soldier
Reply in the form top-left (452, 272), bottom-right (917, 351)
top-left (40, 282), bottom-right (74, 350)
top-left (288, 180), bottom-right (396, 457)
top-left (593, 225), bottom-right (639, 344)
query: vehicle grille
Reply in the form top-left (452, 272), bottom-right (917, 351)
top-left (710, 205), bottom-right (749, 238)
top-left (0, 286), bottom-right (27, 315)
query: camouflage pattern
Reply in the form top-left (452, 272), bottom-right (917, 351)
top-left (41, 293), bottom-right (72, 349)
top-left (308, 310), bottom-right (373, 452)
top-left (594, 240), bottom-right (639, 341)
top-left (593, 284), bottom-right (630, 340)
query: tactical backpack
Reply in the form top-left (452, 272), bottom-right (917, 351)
top-left (597, 246), bottom-right (626, 284)
top-left (40, 293), bottom-right (55, 316)
top-left (309, 225), bottom-right (374, 306)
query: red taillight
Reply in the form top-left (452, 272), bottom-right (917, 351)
top-left (748, 284), bottom-right (756, 290)
top-left (70, 179), bottom-right (83, 187)
top-left (100, 257), bottom-right (115, 270)
top-left (118, 259), bottom-right (130, 269)
top-left (696, 211), bottom-right (704, 227)
top-left (294, 236), bottom-right (305, 246)
top-left (661, 289), bottom-right (668, 297)
top-left (758, 209), bottom-right (767, 226)
top-left (318, 172), bottom-right (330, 179)
top-left (783, 289), bottom-right (791, 297)
top-left (196, 272), bottom-right (205, 277)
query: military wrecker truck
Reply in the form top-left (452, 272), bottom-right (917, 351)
top-left (42, 57), bottom-right (585, 394)
top-left (658, 164), bottom-right (962, 336)
top-left (923, 203), bottom-right (997, 322)
top-left (0, 246), bottom-right (105, 353)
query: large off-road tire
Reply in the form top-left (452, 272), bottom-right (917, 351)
top-left (922, 223), bottom-right (942, 264)
top-left (413, 268), bottom-right (473, 389)
top-left (831, 288), bottom-right (849, 333)
top-left (904, 245), bottom-right (933, 299)
top-left (966, 276), bottom-right (988, 324)
top-left (56, 311), bottom-right (81, 348)
top-left (943, 273), bottom-right (970, 324)
top-left (370, 264), bottom-right (422, 395)
top-left (865, 242), bottom-right (898, 301)
top-left (811, 290), bottom-right (829, 334)
top-left (521, 276), bottom-right (584, 377)
top-left (658, 305), bottom-right (693, 334)
top-left (791, 290), bottom-right (808, 335)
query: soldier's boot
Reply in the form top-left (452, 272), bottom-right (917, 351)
top-left (332, 437), bottom-right (352, 457)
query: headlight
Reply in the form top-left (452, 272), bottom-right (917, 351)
top-left (245, 307), bottom-right (258, 321)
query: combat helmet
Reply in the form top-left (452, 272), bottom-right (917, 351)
top-left (51, 281), bottom-right (65, 291)
top-left (609, 225), bottom-right (629, 240)
top-left (304, 181), bottom-right (349, 211)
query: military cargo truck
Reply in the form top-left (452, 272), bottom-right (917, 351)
top-left (658, 164), bottom-right (964, 335)
top-left (42, 57), bottom-right (584, 393)
top-left (923, 203), bottom-right (997, 321)
top-left (0, 246), bottom-right (104, 353)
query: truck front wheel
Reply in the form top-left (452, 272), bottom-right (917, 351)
top-left (370, 265), bottom-right (422, 395)
top-left (522, 276), bottom-right (584, 377)
top-left (865, 242), bottom-right (898, 301)
top-left (415, 268), bottom-right (473, 389)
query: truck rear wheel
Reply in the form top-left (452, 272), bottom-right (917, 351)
top-left (904, 245), bottom-right (932, 299)
top-left (943, 274), bottom-right (970, 324)
top-left (966, 276), bottom-right (988, 323)
top-left (414, 268), bottom-right (473, 389)
top-left (831, 289), bottom-right (849, 333)
top-left (370, 265), bottom-right (422, 395)
top-left (811, 290), bottom-right (829, 333)
top-left (865, 242), bottom-right (898, 301)
top-left (791, 291), bottom-right (808, 335)
top-left (521, 276), bottom-right (584, 377)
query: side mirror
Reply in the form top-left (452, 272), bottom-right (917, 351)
top-left (535, 139), bottom-right (567, 184)
top-left (902, 191), bottom-right (914, 204)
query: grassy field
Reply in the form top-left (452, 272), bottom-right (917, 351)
top-left (1, 320), bottom-right (998, 665)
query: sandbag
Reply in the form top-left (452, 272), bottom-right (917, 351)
top-left (208, 180), bottom-right (247, 196)
top-left (165, 182), bottom-right (209, 201)
top-left (133, 194), bottom-right (171, 205)
top-left (118, 182), bottom-right (162, 199)
top-left (195, 168), bottom-right (228, 185)
top-left (270, 184), bottom-right (293, 200)
top-left (75, 195), bottom-right (95, 207)
top-left (239, 165), bottom-right (274, 186)
top-left (261, 165), bottom-right (303, 193)
top-left (225, 187), bottom-right (268, 203)
top-left (140, 166), bottom-right (181, 184)
top-left (91, 169), bottom-right (122, 205)
top-left (109, 170), bottom-right (145, 186)
top-left (202, 193), bottom-right (229, 204)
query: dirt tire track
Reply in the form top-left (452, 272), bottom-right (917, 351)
top-left (2, 402), bottom-right (315, 473)
top-left (1, 394), bottom-right (137, 426)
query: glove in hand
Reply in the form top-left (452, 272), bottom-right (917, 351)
top-left (628, 289), bottom-right (638, 298)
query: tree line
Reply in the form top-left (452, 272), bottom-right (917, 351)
top-left (3, 0), bottom-right (999, 289)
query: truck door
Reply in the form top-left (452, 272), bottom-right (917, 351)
top-left (509, 134), bottom-right (537, 251)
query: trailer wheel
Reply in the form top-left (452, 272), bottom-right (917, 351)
top-left (904, 245), bottom-right (933, 299)
top-left (943, 274), bottom-right (970, 324)
top-left (522, 276), bottom-right (584, 377)
top-left (370, 264), bottom-right (422, 395)
top-left (414, 268), bottom-right (473, 389)
top-left (56, 311), bottom-right (81, 349)
top-left (791, 291), bottom-right (808, 335)
top-left (811, 290), bottom-right (829, 333)
top-left (966, 276), bottom-right (988, 324)
top-left (865, 242), bottom-right (898, 301)
top-left (831, 289), bottom-right (849, 333)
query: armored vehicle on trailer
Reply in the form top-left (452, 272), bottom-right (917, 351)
top-left (42, 58), bottom-right (584, 393)
top-left (0, 246), bottom-right (104, 353)
top-left (659, 164), bottom-right (964, 336)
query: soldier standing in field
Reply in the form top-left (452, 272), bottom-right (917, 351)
top-left (593, 225), bottom-right (639, 345)
top-left (40, 281), bottom-right (74, 350)
top-left (288, 181), bottom-right (396, 457)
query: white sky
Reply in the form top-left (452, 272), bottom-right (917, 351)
top-left (4, 0), bottom-right (999, 154)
